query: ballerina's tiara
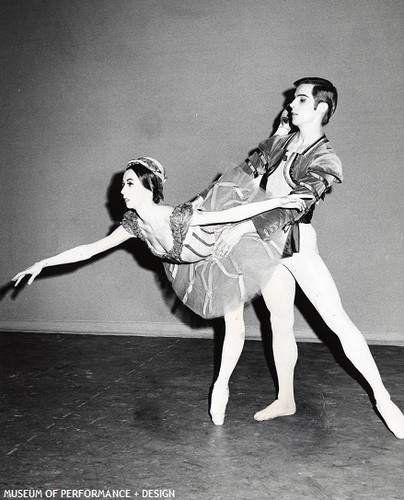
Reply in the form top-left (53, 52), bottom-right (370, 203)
top-left (127, 157), bottom-right (167, 183)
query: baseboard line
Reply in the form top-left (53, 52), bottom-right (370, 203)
top-left (0, 320), bottom-right (403, 345)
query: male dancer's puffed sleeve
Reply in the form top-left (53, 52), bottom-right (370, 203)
top-left (252, 150), bottom-right (343, 241)
top-left (189, 136), bottom-right (282, 206)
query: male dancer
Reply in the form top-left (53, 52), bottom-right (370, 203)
top-left (207, 77), bottom-right (404, 438)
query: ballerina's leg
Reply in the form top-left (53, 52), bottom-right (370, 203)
top-left (210, 303), bottom-right (245, 425)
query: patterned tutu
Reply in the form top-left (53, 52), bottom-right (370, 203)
top-left (163, 162), bottom-right (287, 319)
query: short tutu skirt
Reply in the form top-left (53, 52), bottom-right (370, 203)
top-left (163, 162), bottom-right (287, 319)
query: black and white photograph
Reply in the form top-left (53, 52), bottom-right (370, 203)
top-left (1, 1), bottom-right (403, 499)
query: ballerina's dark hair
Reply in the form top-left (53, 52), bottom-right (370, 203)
top-left (125, 162), bottom-right (164, 204)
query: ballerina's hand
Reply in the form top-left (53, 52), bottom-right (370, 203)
top-left (279, 195), bottom-right (309, 212)
top-left (280, 109), bottom-right (290, 127)
top-left (12, 262), bottom-right (43, 287)
top-left (276, 109), bottom-right (291, 135)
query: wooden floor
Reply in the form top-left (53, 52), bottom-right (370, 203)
top-left (1, 332), bottom-right (403, 500)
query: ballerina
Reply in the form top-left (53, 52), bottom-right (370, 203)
top-left (12, 158), bottom-right (304, 303)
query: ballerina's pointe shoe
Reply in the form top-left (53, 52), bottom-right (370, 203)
top-left (210, 384), bottom-right (229, 426)
top-left (376, 399), bottom-right (404, 439)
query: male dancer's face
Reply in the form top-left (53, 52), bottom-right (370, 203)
top-left (289, 84), bottom-right (322, 128)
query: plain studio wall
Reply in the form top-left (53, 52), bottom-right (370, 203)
top-left (1, 0), bottom-right (403, 343)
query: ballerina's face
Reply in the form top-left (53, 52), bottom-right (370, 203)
top-left (121, 169), bottom-right (153, 209)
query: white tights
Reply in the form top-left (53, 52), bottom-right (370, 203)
top-left (212, 225), bottom-right (404, 438)
top-left (210, 304), bottom-right (245, 425)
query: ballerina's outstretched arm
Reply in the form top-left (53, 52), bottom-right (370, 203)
top-left (190, 194), bottom-right (309, 226)
top-left (12, 226), bottom-right (133, 287)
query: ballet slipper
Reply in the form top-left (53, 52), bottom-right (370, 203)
top-left (210, 383), bottom-right (229, 426)
top-left (254, 399), bottom-right (296, 421)
top-left (376, 398), bottom-right (404, 439)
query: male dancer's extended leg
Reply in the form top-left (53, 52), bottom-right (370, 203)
top-left (285, 251), bottom-right (404, 438)
top-left (210, 303), bottom-right (245, 425)
top-left (254, 265), bottom-right (298, 421)
top-left (257, 241), bottom-right (404, 438)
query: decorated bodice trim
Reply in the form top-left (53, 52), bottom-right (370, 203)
top-left (121, 203), bottom-right (194, 263)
